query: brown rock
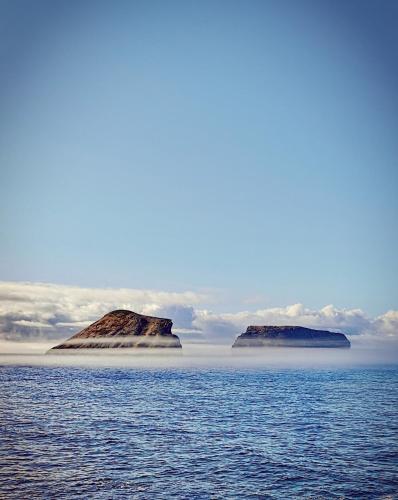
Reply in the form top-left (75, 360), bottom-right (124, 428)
top-left (232, 325), bottom-right (350, 348)
top-left (48, 310), bottom-right (182, 350)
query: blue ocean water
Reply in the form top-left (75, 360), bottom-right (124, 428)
top-left (1, 363), bottom-right (397, 499)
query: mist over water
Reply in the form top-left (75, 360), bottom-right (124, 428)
top-left (0, 340), bottom-right (397, 369)
top-left (1, 338), bottom-right (398, 499)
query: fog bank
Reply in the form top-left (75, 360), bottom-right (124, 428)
top-left (0, 340), bottom-right (397, 369)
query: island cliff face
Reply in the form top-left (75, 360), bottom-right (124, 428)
top-left (232, 326), bottom-right (350, 348)
top-left (48, 310), bottom-right (182, 350)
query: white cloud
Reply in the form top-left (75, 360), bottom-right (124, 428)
top-left (13, 320), bottom-right (53, 328)
top-left (374, 310), bottom-right (398, 338)
top-left (0, 281), bottom-right (397, 346)
top-left (0, 281), bottom-right (206, 340)
top-left (192, 303), bottom-right (398, 344)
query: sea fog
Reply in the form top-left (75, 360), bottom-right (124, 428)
top-left (2, 339), bottom-right (398, 499)
top-left (0, 339), bottom-right (397, 369)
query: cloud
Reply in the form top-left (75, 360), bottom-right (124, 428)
top-left (141, 304), bottom-right (197, 330)
top-left (374, 310), bottom-right (398, 338)
top-left (193, 304), bottom-right (398, 344)
top-left (0, 281), bottom-right (397, 346)
top-left (0, 281), bottom-right (206, 341)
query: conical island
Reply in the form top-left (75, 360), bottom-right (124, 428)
top-left (232, 326), bottom-right (350, 348)
top-left (47, 309), bottom-right (182, 351)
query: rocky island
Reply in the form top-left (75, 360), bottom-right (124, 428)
top-left (232, 326), bottom-right (350, 348)
top-left (47, 309), bottom-right (182, 351)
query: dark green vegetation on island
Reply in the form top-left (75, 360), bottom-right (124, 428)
top-left (233, 325), bottom-right (351, 348)
top-left (48, 310), bottom-right (182, 351)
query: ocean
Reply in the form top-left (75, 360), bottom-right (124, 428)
top-left (0, 348), bottom-right (397, 499)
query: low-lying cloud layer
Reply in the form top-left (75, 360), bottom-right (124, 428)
top-left (0, 281), bottom-right (397, 346)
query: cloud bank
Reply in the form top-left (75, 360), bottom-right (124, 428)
top-left (0, 281), bottom-right (397, 346)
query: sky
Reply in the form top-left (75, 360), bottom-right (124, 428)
top-left (0, 0), bottom-right (397, 344)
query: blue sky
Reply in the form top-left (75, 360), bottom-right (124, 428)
top-left (1, 0), bottom-right (397, 316)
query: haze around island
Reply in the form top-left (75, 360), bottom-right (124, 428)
top-left (0, 281), bottom-right (397, 364)
top-left (0, 1), bottom-right (397, 362)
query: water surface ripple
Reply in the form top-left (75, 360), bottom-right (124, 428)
top-left (1, 365), bottom-right (397, 499)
